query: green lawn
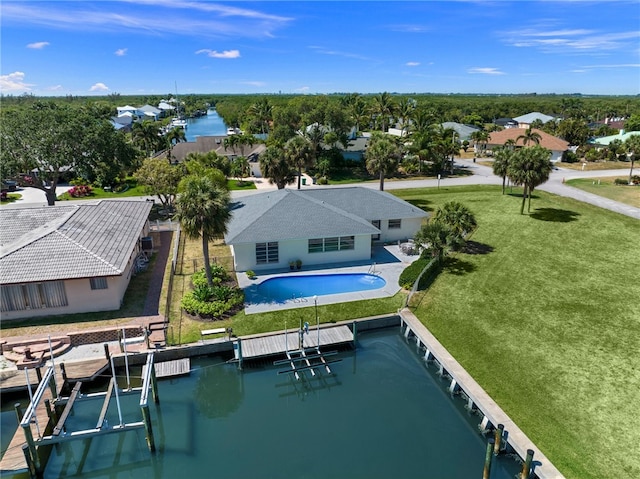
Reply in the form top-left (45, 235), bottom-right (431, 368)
top-left (395, 185), bottom-right (640, 479)
top-left (566, 176), bottom-right (640, 208)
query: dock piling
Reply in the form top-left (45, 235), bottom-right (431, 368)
top-left (14, 403), bottom-right (23, 424)
top-left (483, 437), bottom-right (494, 479)
top-left (520, 449), bottom-right (534, 479)
top-left (494, 423), bottom-right (504, 455)
top-left (352, 321), bottom-right (357, 347)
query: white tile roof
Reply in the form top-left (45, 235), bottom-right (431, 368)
top-left (0, 200), bottom-right (153, 285)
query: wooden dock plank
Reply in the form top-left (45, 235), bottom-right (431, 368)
top-left (152, 358), bottom-right (190, 378)
top-left (241, 325), bottom-right (352, 359)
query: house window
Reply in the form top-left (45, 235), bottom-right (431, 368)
top-left (256, 242), bottom-right (279, 264)
top-left (371, 220), bottom-right (381, 240)
top-left (90, 277), bottom-right (108, 290)
top-left (388, 219), bottom-right (401, 229)
top-left (1, 281), bottom-right (68, 312)
top-left (308, 236), bottom-right (355, 253)
top-left (339, 236), bottom-right (355, 250)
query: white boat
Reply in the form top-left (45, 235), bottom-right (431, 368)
top-left (171, 118), bottom-right (187, 129)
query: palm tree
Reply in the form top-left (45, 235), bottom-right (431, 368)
top-left (165, 127), bottom-right (186, 163)
top-left (397, 98), bottom-right (415, 136)
top-left (365, 132), bottom-right (401, 191)
top-left (371, 92), bottom-right (396, 132)
top-left (470, 130), bottom-right (489, 156)
top-left (175, 175), bottom-right (231, 287)
top-left (248, 97), bottom-right (273, 135)
top-left (132, 121), bottom-right (162, 157)
top-left (284, 135), bottom-right (313, 190)
top-left (432, 201), bottom-right (477, 245)
top-left (516, 127), bottom-right (542, 146)
top-left (624, 135), bottom-right (640, 184)
top-left (507, 145), bottom-right (553, 214)
top-left (414, 221), bottom-right (460, 265)
top-left (230, 156), bottom-right (250, 182)
top-left (493, 146), bottom-right (513, 194)
top-left (259, 145), bottom-right (295, 189)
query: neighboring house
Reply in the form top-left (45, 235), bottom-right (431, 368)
top-left (494, 118), bottom-right (518, 129)
top-left (224, 187), bottom-right (428, 272)
top-left (487, 128), bottom-right (570, 162)
top-left (591, 130), bottom-right (640, 147)
top-left (441, 122), bottom-right (481, 141)
top-left (157, 101), bottom-right (175, 115)
top-left (512, 112), bottom-right (556, 128)
top-left (161, 136), bottom-right (267, 165)
top-left (138, 104), bottom-right (162, 121)
top-left (110, 115), bottom-right (133, 132)
top-left (116, 105), bottom-right (138, 116)
top-left (0, 200), bottom-right (153, 320)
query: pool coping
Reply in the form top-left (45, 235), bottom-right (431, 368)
top-left (237, 244), bottom-right (420, 314)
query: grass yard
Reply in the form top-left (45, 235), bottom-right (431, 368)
top-left (566, 176), bottom-right (640, 208)
top-left (394, 185), bottom-right (640, 479)
top-left (557, 160), bottom-right (631, 171)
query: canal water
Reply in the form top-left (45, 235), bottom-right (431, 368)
top-left (184, 109), bottom-right (227, 142)
top-left (1, 328), bottom-right (521, 478)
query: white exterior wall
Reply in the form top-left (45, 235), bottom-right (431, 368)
top-left (377, 217), bottom-right (425, 243)
top-left (550, 150), bottom-right (564, 163)
top-left (233, 235), bottom-right (372, 272)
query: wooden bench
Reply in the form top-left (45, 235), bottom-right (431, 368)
top-left (201, 328), bottom-right (229, 340)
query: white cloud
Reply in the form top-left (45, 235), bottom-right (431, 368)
top-left (196, 49), bottom-right (240, 59)
top-left (296, 86), bottom-right (310, 93)
top-left (89, 82), bottom-right (109, 91)
top-left (115, 48), bottom-right (128, 56)
top-left (0, 72), bottom-right (33, 92)
top-left (47, 85), bottom-right (64, 91)
top-left (406, 62), bottom-right (420, 67)
top-left (241, 81), bottom-right (266, 87)
top-left (27, 41), bottom-right (50, 49)
top-left (2, 2), bottom-right (291, 39)
top-left (580, 63), bottom-right (640, 69)
top-left (308, 46), bottom-right (370, 61)
top-left (468, 67), bottom-right (505, 75)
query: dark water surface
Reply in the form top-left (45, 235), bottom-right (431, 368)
top-left (2, 329), bottom-right (520, 478)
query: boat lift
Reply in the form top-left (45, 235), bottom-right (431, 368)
top-left (17, 351), bottom-right (159, 478)
top-left (274, 304), bottom-right (342, 380)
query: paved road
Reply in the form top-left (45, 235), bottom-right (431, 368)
top-left (5, 160), bottom-right (639, 219)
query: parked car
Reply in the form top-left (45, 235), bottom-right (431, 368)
top-left (2, 179), bottom-right (17, 192)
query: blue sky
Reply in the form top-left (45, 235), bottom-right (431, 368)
top-left (1, 1), bottom-right (639, 96)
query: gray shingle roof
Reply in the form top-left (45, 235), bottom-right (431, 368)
top-left (0, 200), bottom-right (153, 285)
top-left (224, 187), bottom-right (428, 245)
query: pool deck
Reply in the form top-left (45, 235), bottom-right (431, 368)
top-left (238, 244), bottom-right (419, 314)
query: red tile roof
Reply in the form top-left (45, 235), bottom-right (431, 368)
top-left (488, 128), bottom-right (569, 151)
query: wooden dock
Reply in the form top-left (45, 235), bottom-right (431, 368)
top-left (150, 358), bottom-right (190, 378)
top-left (0, 358), bottom-right (109, 394)
top-left (240, 325), bottom-right (353, 359)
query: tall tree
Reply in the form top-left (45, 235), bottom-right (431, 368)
top-left (175, 175), bottom-right (231, 287)
top-left (371, 92), bottom-right (396, 132)
top-left (414, 221), bottom-right (461, 265)
top-left (507, 145), bottom-right (553, 214)
top-left (248, 97), bottom-right (273, 135)
top-left (365, 132), bottom-right (401, 191)
top-left (259, 145), bottom-right (295, 189)
top-left (134, 157), bottom-right (183, 208)
top-left (0, 102), bottom-right (132, 205)
top-left (493, 146), bottom-right (513, 194)
top-left (432, 201), bottom-right (477, 243)
top-left (132, 120), bottom-right (163, 156)
top-left (284, 135), bottom-right (313, 190)
top-left (624, 135), bottom-right (640, 184)
top-left (516, 127), bottom-right (542, 146)
top-left (470, 130), bottom-right (489, 156)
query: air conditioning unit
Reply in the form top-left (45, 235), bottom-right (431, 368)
top-left (141, 236), bottom-right (153, 251)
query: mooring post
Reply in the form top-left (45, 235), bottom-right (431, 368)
top-left (35, 367), bottom-right (42, 383)
top-left (520, 448), bottom-right (534, 479)
top-left (14, 402), bottom-right (23, 423)
top-left (141, 404), bottom-right (156, 452)
top-left (22, 444), bottom-right (37, 479)
top-left (150, 365), bottom-right (159, 404)
top-left (118, 330), bottom-right (124, 353)
top-left (44, 399), bottom-right (55, 423)
top-left (22, 420), bottom-right (40, 472)
top-left (494, 423), bottom-right (504, 455)
top-left (60, 362), bottom-right (68, 385)
top-left (236, 338), bottom-right (243, 370)
top-left (48, 368), bottom-right (58, 401)
top-left (483, 437), bottom-right (494, 479)
top-left (103, 343), bottom-right (111, 362)
top-left (352, 321), bottom-right (357, 347)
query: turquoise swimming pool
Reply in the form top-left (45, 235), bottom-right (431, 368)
top-left (256, 273), bottom-right (386, 302)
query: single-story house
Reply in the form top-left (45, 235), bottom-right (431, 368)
top-left (512, 112), bottom-right (556, 128)
top-left (160, 135), bottom-right (267, 166)
top-left (138, 104), bottom-right (162, 121)
top-left (441, 122), bottom-right (481, 141)
top-left (487, 128), bottom-right (570, 162)
top-left (224, 187), bottom-right (429, 272)
top-left (116, 105), bottom-right (138, 116)
top-left (0, 200), bottom-right (153, 320)
top-left (494, 118), bottom-right (518, 129)
top-left (591, 130), bottom-right (640, 147)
